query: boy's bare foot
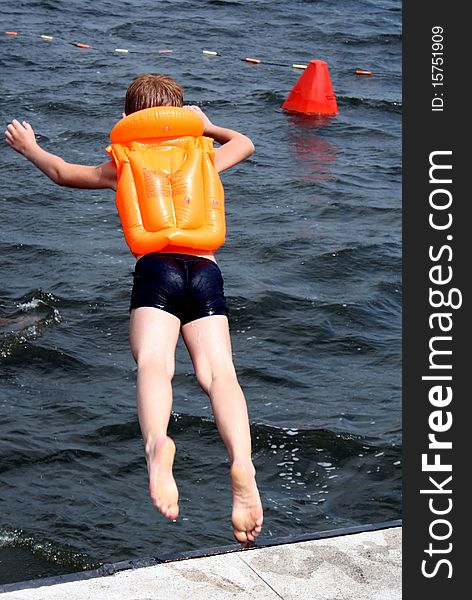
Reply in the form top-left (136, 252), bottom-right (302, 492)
top-left (230, 459), bottom-right (263, 543)
top-left (147, 436), bottom-right (179, 520)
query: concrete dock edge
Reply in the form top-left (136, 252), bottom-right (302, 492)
top-left (0, 520), bottom-right (402, 599)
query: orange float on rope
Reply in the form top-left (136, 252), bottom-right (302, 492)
top-left (107, 107), bottom-right (225, 256)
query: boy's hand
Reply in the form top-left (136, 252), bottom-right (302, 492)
top-left (185, 105), bottom-right (214, 132)
top-left (185, 106), bottom-right (254, 173)
top-left (4, 119), bottom-right (38, 156)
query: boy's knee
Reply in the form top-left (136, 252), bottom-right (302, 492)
top-left (196, 365), bottom-right (238, 395)
top-left (137, 354), bottom-right (175, 380)
top-left (194, 366), bottom-right (211, 394)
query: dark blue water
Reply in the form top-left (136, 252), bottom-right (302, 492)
top-left (0, 0), bottom-right (401, 584)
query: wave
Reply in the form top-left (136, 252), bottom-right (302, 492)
top-left (0, 526), bottom-right (97, 572)
top-left (307, 241), bottom-right (401, 275)
top-left (87, 412), bottom-right (401, 455)
top-left (319, 30), bottom-right (401, 46)
top-left (338, 95), bottom-right (402, 112)
top-left (320, 202), bottom-right (400, 217)
top-left (0, 447), bottom-right (102, 476)
top-left (0, 292), bottom-right (61, 360)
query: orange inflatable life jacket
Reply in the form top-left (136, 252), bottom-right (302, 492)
top-left (106, 106), bottom-right (225, 256)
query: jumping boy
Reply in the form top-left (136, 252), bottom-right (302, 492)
top-left (4, 73), bottom-right (263, 543)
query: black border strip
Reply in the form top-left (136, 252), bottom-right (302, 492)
top-left (403, 2), bottom-right (467, 597)
top-left (0, 519), bottom-right (401, 593)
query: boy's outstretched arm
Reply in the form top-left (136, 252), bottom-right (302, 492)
top-left (185, 106), bottom-right (254, 173)
top-left (5, 119), bottom-right (116, 190)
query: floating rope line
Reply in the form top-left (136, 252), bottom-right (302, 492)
top-left (2, 30), bottom-right (399, 77)
top-left (241, 57), bottom-right (307, 69)
top-left (2, 30), bottom-right (184, 58)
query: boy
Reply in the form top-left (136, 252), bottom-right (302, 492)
top-left (5, 73), bottom-right (263, 543)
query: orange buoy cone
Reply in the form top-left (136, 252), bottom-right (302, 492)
top-left (282, 59), bottom-right (338, 116)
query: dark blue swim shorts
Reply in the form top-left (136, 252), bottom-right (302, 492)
top-left (129, 253), bottom-right (229, 325)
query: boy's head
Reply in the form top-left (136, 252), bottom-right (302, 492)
top-left (124, 74), bottom-right (184, 114)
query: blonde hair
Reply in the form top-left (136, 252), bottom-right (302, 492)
top-left (125, 74), bottom-right (184, 114)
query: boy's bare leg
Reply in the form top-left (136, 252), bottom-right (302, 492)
top-left (129, 307), bottom-right (181, 520)
top-left (181, 315), bottom-right (263, 542)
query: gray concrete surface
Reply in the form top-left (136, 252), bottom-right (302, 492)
top-left (0, 526), bottom-right (401, 599)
